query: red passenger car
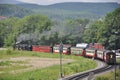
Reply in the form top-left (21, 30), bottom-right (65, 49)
top-left (32, 45), bottom-right (53, 53)
top-left (53, 44), bottom-right (71, 55)
top-left (85, 48), bottom-right (97, 58)
top-left (96, 49), bottom-right (105, 60)
top-left (71, 47), bottom-right (85, 56)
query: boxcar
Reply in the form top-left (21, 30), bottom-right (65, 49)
top-left (32, 45), bottom-right (53, 53)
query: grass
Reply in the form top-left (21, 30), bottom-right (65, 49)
top-left (116, 58), bottom-right (120, 63)
top-left (0, 49), bottom-right (97, 80)
top-left (0, 60), bottom-right (29, 72)
top-left (95, 70), bottom-right (120, 80)
top-left (95, 58), bottom-right (120, 80)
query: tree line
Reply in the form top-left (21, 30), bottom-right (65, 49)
top-left (0, 7), bottom-right (120, 50)
top-left (83, 8), bottom-right (120, 49)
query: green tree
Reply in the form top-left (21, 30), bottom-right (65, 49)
top-left (0, 14), bottom-right (54, 46)
top-left (99, 8), bottom-right (120, 49)
top-left (83, 20), bottom-right (104, 43)
top-left (63, 18), bottom-right (89, 44)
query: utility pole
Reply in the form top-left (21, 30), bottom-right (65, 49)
top-left (114, 50), bottom-right (116, 80)
top-left (114, 31), bottom-right (118, 80)
top-left (59, 41), bottom-right (63, 79)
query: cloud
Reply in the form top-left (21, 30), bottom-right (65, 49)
top-left (17, 0), bottom-right (120, 5)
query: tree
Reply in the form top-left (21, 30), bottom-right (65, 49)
top-left (83, 20), bottom-right (104, 43)
top-left (63, 18), bottom-right (89, 44)
top-left (99, 8), bottom-right (120, 49)
top-left (0, 14), bottom-right (54, 46)
top-left (83, 7), bottom-right (120, 49)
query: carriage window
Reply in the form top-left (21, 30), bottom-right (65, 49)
top-left (86, 50), bottom-right (95, 53)
top-left (110, 54), bottom-right (113, 58)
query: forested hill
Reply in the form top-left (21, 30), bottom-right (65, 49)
top-left (0, 4), bottom-right (33, 17)
top-left (47, 2), bottom-right (120, 14)
top-left (17, 2), bottom-right (120, 19)
top-left (0, 0), bottom-right (22, 4)
top-left (0, 2), bottom-right (120, 19)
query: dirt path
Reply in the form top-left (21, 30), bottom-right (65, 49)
top-left (0, 57), bottom-right (74, 73)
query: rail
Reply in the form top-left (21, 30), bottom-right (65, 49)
top-left (61, 60), bottom-right (114, 80)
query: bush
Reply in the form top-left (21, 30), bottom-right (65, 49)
top-left (6, 49), bottom-right (12, 54)
top-left (96, 76), bottom-right (109, 80)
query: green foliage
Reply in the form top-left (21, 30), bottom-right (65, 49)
top-left (83, 20), bottom-right (104, 43)
top-left (96, 76), bottom-right (109, 80)
top-left (95, 70), bottom-right (120, 80)
top-left (0, 61), bottom-right (10, 66)
top-left (0, 14), bottom-right (53, 46)
top-left (0, 4), bottom-right (33, 17)
top-left (83, 7), bottom-right (120, 49)
top-left (100, 7), bottom-right (120, 49)
top-left (18, 3), bottom-right (120, 19)
top-left (6, 49), bottom-right (12, 54)
top-left (1, 3), bottom-right (120, 48)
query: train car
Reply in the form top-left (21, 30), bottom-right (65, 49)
top-left (96, 49), bottom-right (105, 60)
top-left (53, 45), bottom-right (59, 53)
top-left (32, 45), bottom-right (53, 53)
top-left (53, 44), bottom-right (71, 54)
top-left (85, 48), bottom-right (97, 58)
top-left (71, 47), bottom-right (85, 56)
top-left (89, 43), bottom-right (104, 50)
top-left (104, 51), bottom-right (116, 64)
top-left (14, 44), bottom-right (32, 51)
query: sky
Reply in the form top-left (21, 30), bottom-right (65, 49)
top-left (17, 0), bottom-right (120, 5)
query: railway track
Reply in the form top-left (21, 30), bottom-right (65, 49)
top-left (62, 60), bottom-right (114, 80)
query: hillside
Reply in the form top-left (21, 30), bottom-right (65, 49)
top-left (0, 2), bottom-right (120, 19)
top-left (0, 0), bottom-right (22, 4)
top-left (18, 2), bottom-right (120, 19)
top-left (0, 4), bottom-right (33, 17)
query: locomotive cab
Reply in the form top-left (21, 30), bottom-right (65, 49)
top-left (104, 51), bottom-right (116, 64)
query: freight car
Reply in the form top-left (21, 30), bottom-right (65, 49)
top-left (32, 45), bottom-right (53, 53)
